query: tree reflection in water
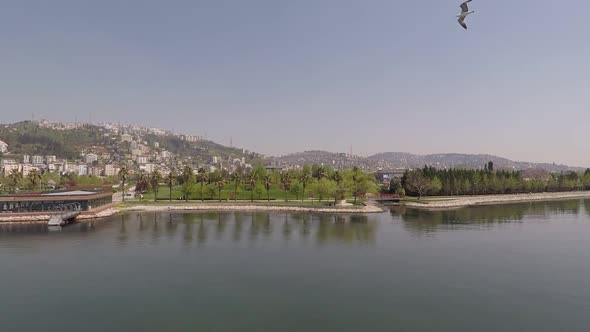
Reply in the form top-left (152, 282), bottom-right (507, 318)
top-left (393, 199), bottom-right (586, 235)
top-left (106, 211), bottom-right (378, 245)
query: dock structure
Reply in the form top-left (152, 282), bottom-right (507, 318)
top-left (48, 203), bottom-right (82, 226)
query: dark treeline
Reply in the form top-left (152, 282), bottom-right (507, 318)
top-left (398, 164), bottom-right (590, 197)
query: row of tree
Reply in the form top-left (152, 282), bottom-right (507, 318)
top-left (399, 166), bottom-right (590, 198)
top-left (123, 164), bottom-right (378, 204)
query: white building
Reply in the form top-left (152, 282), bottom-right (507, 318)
top-left (78, 164), bottom-right (88, 176)
top-left (136, 156), bottom-right (148, 164)
top-left (85, 153), bottom-right (98, 164)
top-left (139, 163), bottom-right (155, 173)
top-left (104, 164), bottom-right (118, 177)
top-left (32, 155), bottom-right (44, 165)
top-left (0, 140), bottom-right (7, 153)
top-left (22, 154), bottom-right (30, 164)
top-left (161, 150), bottom-right (171, 159)
top-left (46, 155), bottom-right (57, 164)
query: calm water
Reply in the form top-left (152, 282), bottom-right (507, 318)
top-left (2, 200), bottom-right (590, 331)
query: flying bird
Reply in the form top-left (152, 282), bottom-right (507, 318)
top-left (457, 0), bottom-right (475, 30)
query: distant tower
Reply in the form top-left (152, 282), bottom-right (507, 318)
top-left (230, 137), bottom-right (233, 148)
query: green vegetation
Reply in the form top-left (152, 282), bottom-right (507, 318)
top-left (135, 164), bottom-right (379, 204)
top-left (0, 121), bottom-right (104, 159)
top-left (402, 164), bottom-right (590, 198)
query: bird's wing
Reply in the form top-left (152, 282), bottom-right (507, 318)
top-left (460, 0), bottom-right (472, 12)
top-left (457, 17), bottom-right (467, 29)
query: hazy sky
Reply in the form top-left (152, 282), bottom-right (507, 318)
top-left (1, 1), bottom-right (589, 166)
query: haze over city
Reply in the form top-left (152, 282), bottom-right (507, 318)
top-left (2, 0), bottom-right (589, 166)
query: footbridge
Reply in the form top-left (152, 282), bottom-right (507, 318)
top-left (48, 203), bottom-right (82, 226)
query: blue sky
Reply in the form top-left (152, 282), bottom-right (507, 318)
top-left (1, 1), bottom-right (589, 166)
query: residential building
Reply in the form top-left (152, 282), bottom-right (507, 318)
top-left (32, 155), bottom-right (44, 165)
top-left (85, 153), bottom-right (98, 164)
top-left (46, 155), bottom-right (57, 164)
top-left (136, 156), bottom-right (148, 164)
top-left (0, 140), bottom-right (7, 153)
top-left (140, 163), bottom-right (155, 173)
top-left (22, 154), bottom-right (30, 164)
top-left (78, 164), bottom-right (88, 176)
top-left (121, 134), bottom-right (133, 142)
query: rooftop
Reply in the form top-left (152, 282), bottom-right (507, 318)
top-left (41, 190), bottom-right (101, 196)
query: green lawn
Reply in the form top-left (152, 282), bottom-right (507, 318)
top-left (143, 184), bottom-right (317, 202)
top-left (120, 200), bottom-right (345, 208)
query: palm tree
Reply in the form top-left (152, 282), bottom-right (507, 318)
top-left (135, 170), bottom-right (149, 196)
top-left (247, 170), bottom-right (257, 202)
top-left (280, 172), bottom-right (292, 202)
top-left (118, 167), bottom-right (129, 201)
top-left (196, 167), bottom-right (208, 202)
top-left (230, 171), bottom-right (242, 202)
top-left (166, 170), bottom-right (175, 201)
top-left (180, 165), bottom-right (194, 201)
top-left (315, 165), bottom-right (327, 181)
top-left (214, 173), bottom-right (226, 202)
top-left (181, 165), bottom-right (194, 184)
top-left (332, 170), bottom-right (344, 203)
top-left (150, 170), bottom-right (162, 202)
top-left (263, 174), bottom-right (273, 202)
top-left (299, 171), bottom-right (311, 202)
top-left (27, 169), bottom-right (42, 191)
top-left (8, 168), bottom-right (23, 193)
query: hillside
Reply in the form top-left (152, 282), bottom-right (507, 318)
top-left (274, 151), bottom-right (584, 172)
top-left (0, 121), bottom-right (262, 165)
top-left (368, 152), bottom-right (584, 172)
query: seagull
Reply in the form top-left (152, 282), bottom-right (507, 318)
top-left (457, 0), bottom-right (475, 30)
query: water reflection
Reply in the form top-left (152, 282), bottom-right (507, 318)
top-left (394, 199), bottom-right (587, 235)
top-left (0, 211), bottom-right (379, 245)
top-left (2, 199), bottom-right (587, 242)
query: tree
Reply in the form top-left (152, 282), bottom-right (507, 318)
top-left (254, 183), bottom-right (265, 200)
top-left (314, 165), bottom-right (328, 181)
top-left (389, 178), bottom-right (403, 194)
top-left (166, 170), bottom-right (176, 201)
top-left (118, 167), bottom-right (129, 201)
top-left (280, 171), bottom-right (292, 202)
top-left (196, 167), bottom-right (208, 202)
top-left (180, 178), bottom-right (196, 201)
top-left (135, 171), bottom-right (149, 195)
top-left (246, 170), bottom-right (257, 202)
top-left (313, 178), bottom-right (335, 202)
top-left (149, 170), bottom-right (162, 202)
top-left (230, 171), bottom-right (242, 202)
top-left (263, 174), bottom-right (273, 202)
top-left (430, 176), bottom-right (442, 195)
top-left (345, 168), bottom-right (376, 204)
top-left (181, 165), bottom-right (194, 185)
top-left (8, 169), bottom-right (23, 193)
top-left (404, 170), bottom-right (432, 199)
top-left (290, 181), bottom-right (302, 201)
top-left (299, 169), bottom-right (311, 202)
top-left (332, 170), bottom-right (345, 203)
top-left (27, 169), bottom-right (42, 190)
top-left (214, 173), bottom-right (226, 202)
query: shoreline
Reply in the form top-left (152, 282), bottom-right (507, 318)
top-left (0, 202), bottom-right (384, 224)
top-left (403, 191), bottom-right (590, 210)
